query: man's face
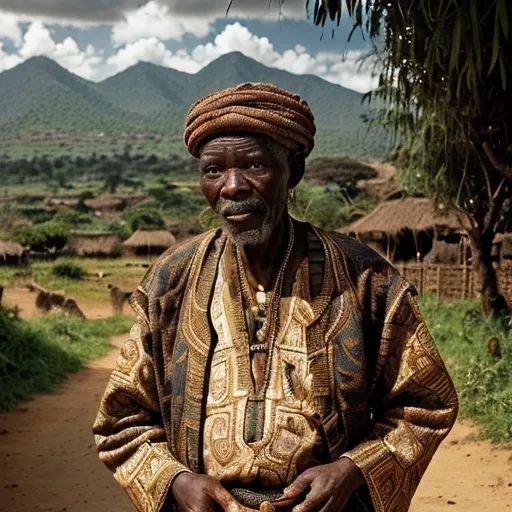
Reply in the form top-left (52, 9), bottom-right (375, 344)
top-left (199, 134), bottom-right (291, 247)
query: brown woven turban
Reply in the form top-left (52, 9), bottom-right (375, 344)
top-left (183, 82), bottom-right (316, 158)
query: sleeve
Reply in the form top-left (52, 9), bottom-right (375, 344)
top-left (342, 279), bottom-right (459, 512)
top-left (92, 293), bottom-right (191, 512)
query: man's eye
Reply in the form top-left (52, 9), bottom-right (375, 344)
top-left (251, 162), bottom-right (264, 169)
top-left (204, 167), bottom-right (222, 176)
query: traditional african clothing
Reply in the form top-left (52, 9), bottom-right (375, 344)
top-left (93, 219), bottom-right (458, 512)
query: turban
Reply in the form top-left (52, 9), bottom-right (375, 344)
top-left (183, 82), bottom-right (316, 159)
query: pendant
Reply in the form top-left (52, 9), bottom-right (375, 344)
top-left (256, 290), bottom-right (266, 305)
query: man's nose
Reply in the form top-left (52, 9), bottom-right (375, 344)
top-left (220, 168), bottom-right (251, 199)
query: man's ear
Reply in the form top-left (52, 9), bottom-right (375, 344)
top-left (288, 153), bottom-right (305, 189)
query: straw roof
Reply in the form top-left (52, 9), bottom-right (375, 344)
top-left (0, 240), bottom-right (25, 259)
top-left (68, 231), bottom-right (122, 257)
top-left (341, 198), bottom-right (464, 236)
top-left (123, 230), bottom-right (176, 249)
top-left (85, 193), bottom-right (148, 211)
top-left (85, 195), bottom-right (125, 211)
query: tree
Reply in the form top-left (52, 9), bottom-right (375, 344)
top-left (304, 0), bottom-right (511, 316)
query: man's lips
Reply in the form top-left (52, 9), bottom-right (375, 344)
top-left (224, 211), bottom-right (262, 223)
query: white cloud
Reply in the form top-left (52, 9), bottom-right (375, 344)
top-left (0, 42), bottom-right (23, 72)
top-left (186, 23), bottom-right (378, 93)
top-left (106, 38), bottom-right (201, 75)
top-left (12, 21), bottom-right (102, 79)
top-left (0, 10), bottom-right (23, 46)
top-left (111, 1), bottom-right (211, 46)
top-left (104, 21), bottom-right (378, 92)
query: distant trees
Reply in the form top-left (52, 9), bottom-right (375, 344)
top-left (308, 0), bottom-right (512, 316)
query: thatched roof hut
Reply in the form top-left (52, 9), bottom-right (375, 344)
top-left (492, 233), bottom-right (512, 261)
top-left (85, 195), bottom-right (125, 212)
top-left (0, 240), bottom-right (26, 264)
top-left (341, 198), bottom-right (466, 262)
top-left (342, 197), bottom-right (463, 236)
top-left (123, 230), bottom-right (176, 256)
top-left (85, 193), bottom-right (148, 214)
top-left (68, 231), bottom-right (122, 257)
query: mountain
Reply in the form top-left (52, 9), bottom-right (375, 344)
top-left (0, 53), bottom-right (391, 157)
top-left (0, 56), bottom-right (148, 134)
top-left (99, 61), bottom-right (191, 113)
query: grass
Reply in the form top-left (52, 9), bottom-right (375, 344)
top-left (0, 257), bottom-right (149, 302)
top-left (420, 296), bottom-right (512, 442)
top-left (0, 306), bottom-right (133, 410)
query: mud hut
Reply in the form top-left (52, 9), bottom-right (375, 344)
top-left (123, 230), bottom-right (176, 256)
top-left (84, 193), bottom-right (148, 215)
top-left (341, 197), bottom-right (465, 262)
top-left (68, 231), bottom-right (122, 257)
top-left (492, 233), bottom-right (512, 262)
top-left (0, 240), bottom-right (26, 264)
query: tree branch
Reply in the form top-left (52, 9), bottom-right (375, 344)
top-left (483, 142), bottom-right (512, 181)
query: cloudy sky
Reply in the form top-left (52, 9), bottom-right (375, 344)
top-left (0, 0), bottom-right (379, 93)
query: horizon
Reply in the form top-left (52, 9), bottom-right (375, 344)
top-left (0, 2), bottom-right (378, 94)
top-left (6, 51), bottom-right (370, 94)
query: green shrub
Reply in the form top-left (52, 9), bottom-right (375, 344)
top-left (420, 296), bottom-right (512, 441)
top-left (52, 261), bottom-right (86, 280)
top-left (123, 206), bottom-right (166, 232)
top-left (0, 305), bottom-right (133, 410)
top-left (13, 220), bottom-right (69, 252)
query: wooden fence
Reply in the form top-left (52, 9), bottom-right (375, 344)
top-left (396, 261), bottom-right (512, 306)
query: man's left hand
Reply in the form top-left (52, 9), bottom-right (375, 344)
top-left (279, 457), bottom-right (365, 512)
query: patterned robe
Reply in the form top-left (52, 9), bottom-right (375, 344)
top-left (93, 219), bottom-right (458, 511)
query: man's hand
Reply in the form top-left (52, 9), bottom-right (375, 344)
top-left (279, 458), bottom-right (365, 512)
top-left (171, 472), bottom-right (251, 512)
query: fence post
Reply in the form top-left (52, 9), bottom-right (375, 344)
top-left (462, 263), bottom-right (467, 300)
top-left (436, 265), bottom-right (441, 302)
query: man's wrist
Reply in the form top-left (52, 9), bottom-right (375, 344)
top-left (336, 456), bottom-right (365, 488)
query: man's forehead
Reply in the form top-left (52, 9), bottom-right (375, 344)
top-left (200, 134), bottom-right (269, 157)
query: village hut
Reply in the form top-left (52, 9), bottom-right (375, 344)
top-left (492, 233), bottom-right (512, 262)
top-left (68, 231), bottom-right (123, 257)
top-left (123, 230), bottom-right (176, 256)
top-left (84, 193), bottom-right (148, 215)
top-left (84, 194), bottom-right (126, 214)
top-left (0, 240), bottom-right (26, 265)
top-left (341, 197), bottom-right (465, 262)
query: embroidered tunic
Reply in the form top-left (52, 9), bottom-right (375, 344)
top-left (93, 220), bottom-right (459, 512)
top-left (204, 255), bottom-right (325, 486)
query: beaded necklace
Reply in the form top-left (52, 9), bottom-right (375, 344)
top-left (235, 217), bottom-right (295, 354)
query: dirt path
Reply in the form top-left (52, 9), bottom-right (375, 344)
top-left (0, 335), bottom-right (132, 512)
top-left (0, 285), bottom-right (511, 511)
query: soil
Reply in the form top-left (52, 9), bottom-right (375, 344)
top-left (0, 288), bottom-right (511, 511)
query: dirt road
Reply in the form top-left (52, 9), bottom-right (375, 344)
top-left (0, 286), bottom-right (511, 511)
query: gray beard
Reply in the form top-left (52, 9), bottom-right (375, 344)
top-left (221, 219), bottom-right (273, 248)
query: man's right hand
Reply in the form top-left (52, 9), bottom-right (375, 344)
top-left (171, 472), bottom-right (249, 512)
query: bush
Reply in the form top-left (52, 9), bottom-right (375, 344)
top-left (0, 305), bottom-right (133, 410)
top-left (123, 206), bottom-right (166, 232)
top-left (420, 296), bottom-right (512, 441)
top-left (52, 261), bottom-right (86, 280)
top-left (13, 220), bottom-right (69, 252)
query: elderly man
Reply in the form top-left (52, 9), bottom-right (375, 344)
top-left (93, 83), bottom-right (458, 512)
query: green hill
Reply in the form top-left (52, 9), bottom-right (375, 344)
top-left (0, 53), bottom-right (392, 158)
top-left (99, 61), bottom-right (191, 113)
top-left (0, 56), bottom-right (148, 135)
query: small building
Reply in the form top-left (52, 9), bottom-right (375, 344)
top-left (492, 233), bottom-right (512, 262)
top-left (0, 240), bottom-right (26, 264)
top-left (68, 231), bottom-right (123, 257)
top-left (123, 230), bottom-right (176, 256)
top-left (341, 197), bottom-right (465, 263)
top-left (84, 193), bottom-right (148, 215)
